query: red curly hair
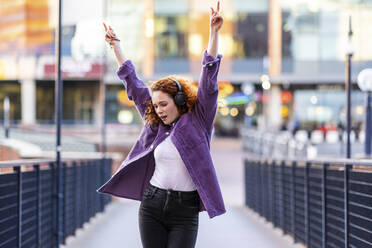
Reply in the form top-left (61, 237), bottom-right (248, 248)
top-left (145, 76), bottom-right (198, 126)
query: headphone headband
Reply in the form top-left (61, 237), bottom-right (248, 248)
top-left (168, 77), bottom-right (186, 107)
top-left (169, 78), bottom-right (182, 91)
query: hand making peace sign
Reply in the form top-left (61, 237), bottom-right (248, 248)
top-left (210, 1), bottom-right (223, 33)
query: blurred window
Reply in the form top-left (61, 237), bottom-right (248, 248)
top-left (233, 13), bottom-right (268, 58)
top-left (154, 15), bottom-right (188, 58)
top-left (0, 83), bottom-right (21, 122)
top-left (37, 81), bottom-right (99, 124)
top-left (36, 82), bottom-right (54, 123)
top-left (63, 82), bottom-right (98, 124)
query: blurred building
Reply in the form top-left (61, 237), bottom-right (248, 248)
top-left (1, 0), bottom-right (372, 136)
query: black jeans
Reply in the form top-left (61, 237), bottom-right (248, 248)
top-left (138, 184), bottom-right (200, 248)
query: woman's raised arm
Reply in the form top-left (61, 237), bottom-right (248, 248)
top-left (207, 1), bottom-right (223, 57)
top-left (103, 22), bottom-right (151, 119)
top-left (103, 22), bottom-right (127, 66)
top-left (193, 1), bottom-right (224, 131)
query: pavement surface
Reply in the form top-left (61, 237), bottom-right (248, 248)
top-left (63, 137), bottom-right (304, 248)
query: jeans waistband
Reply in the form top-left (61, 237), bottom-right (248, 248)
top-left (147, 184), bottom-right (199, 199)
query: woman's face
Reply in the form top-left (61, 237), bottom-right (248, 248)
top-left (152, 90), bottom-right (180, 125)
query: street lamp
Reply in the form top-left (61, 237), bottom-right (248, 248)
top-left (345, 16), bottom-right (353, 158)
top-left (101, 0), bottom-right (108, 157)
top-left (55, 0), bottom-right (63, 246)
top-left (357, 69), bottom-right (372, 156)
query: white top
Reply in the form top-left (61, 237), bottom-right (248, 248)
top-left (150, 136), bottom-right (196, 191)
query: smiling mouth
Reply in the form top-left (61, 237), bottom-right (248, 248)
top-left (160, 116), bottom-right (167, 121)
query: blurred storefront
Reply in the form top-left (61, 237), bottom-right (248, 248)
top-left (1, 0), bottom-right (372, 136)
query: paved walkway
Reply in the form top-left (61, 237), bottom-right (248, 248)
top-left (63, 138), bottom-right (304, 248)
top-left (64, 200), bottom-right (303, 248)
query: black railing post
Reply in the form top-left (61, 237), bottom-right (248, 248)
top-left (83, 161), bottom-right (88, 222)
top-left (272, 160), bottom-right (277, 228)
top-left (269, 160), bottom-right (274, 223)
top-left (259, 160), bottom-right (263, 216)
top-left (256, 160), bottom-right (259, 213)
top-left (291, 161), bottom-right (296, 241)
top-left (246, 159), bottom-right (251, 207)
top-left (244, 160), bottom-right (248, 206)
top-left (264, 160), bottom-right (269, 219)
top-left (88, 161), bottom-right (93, 217)
top-left (261, 160), bottom-right (265, 218)
top-left (322, 163), bottom-right (329, 248)
top-left (88, 161), bottom-right (92, 219)
top-left (79, 161), bottom-right (84, 227)
top-left (62, 162), bottom-right (67, 244)
top-left (15, 167), bottom-right (22, 248)
top-left (344, 163), bottom-right (351, 248)
top-left (251, 161), bottom-right (255, 211)
top-left (50, 161), bottom-right (57, 246)
top-left (100, 158), bottom-right (105, 211)
top-left (304, 162), bottom-right (310, 247)
top-left (252, 161), bottom-right (256, 211)
top-left (266, 160), bottom-right (271, 221)
top-left (95, 160), bottom-right (100, 213)
top-left (34, 164), bottom-right (41, 247)
top-left (74, 161), bottom-right (78, 232)
top-left (281, 160), bottom-right (285, 233)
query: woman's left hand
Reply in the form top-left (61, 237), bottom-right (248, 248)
top-left (210, 1), bottom-right (223, 33)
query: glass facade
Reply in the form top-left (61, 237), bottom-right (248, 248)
top-left (281, 0), bottom-right (372, 74)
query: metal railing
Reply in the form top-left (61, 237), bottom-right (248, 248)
top-left (244, 156), bottom-right (372, 248)
top-left (0, 158), bottom-right (112, 248)
top-left (241, 129), bottom-right (308, 159)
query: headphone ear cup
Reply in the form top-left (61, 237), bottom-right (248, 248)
top-left (174, 92), bottom-right (186, 106)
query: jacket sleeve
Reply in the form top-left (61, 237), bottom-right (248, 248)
top-left (194, 50), bottom-right (222, 132)
top-left (117, 60), bottom-right (151, 118)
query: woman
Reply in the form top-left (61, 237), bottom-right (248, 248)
top-left (98, 2), bottom-right (225, 247)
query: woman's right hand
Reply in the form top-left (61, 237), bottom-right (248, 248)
top-left (210, 1), bottom-right (223, 33)
top-left (103, 22), bottom-right (120, 47)
top-left (103, 22), bottom-right (126, 66)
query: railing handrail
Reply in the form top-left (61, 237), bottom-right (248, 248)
top-left (0, 159), bottom-right (56, 167)
top-left (0, 156), bottom-right (112, 168)
top-left (243, 153), bottom-right (372, 166)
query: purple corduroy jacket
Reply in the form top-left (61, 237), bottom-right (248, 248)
top-left (97, 50), bottom-right (226, 218)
